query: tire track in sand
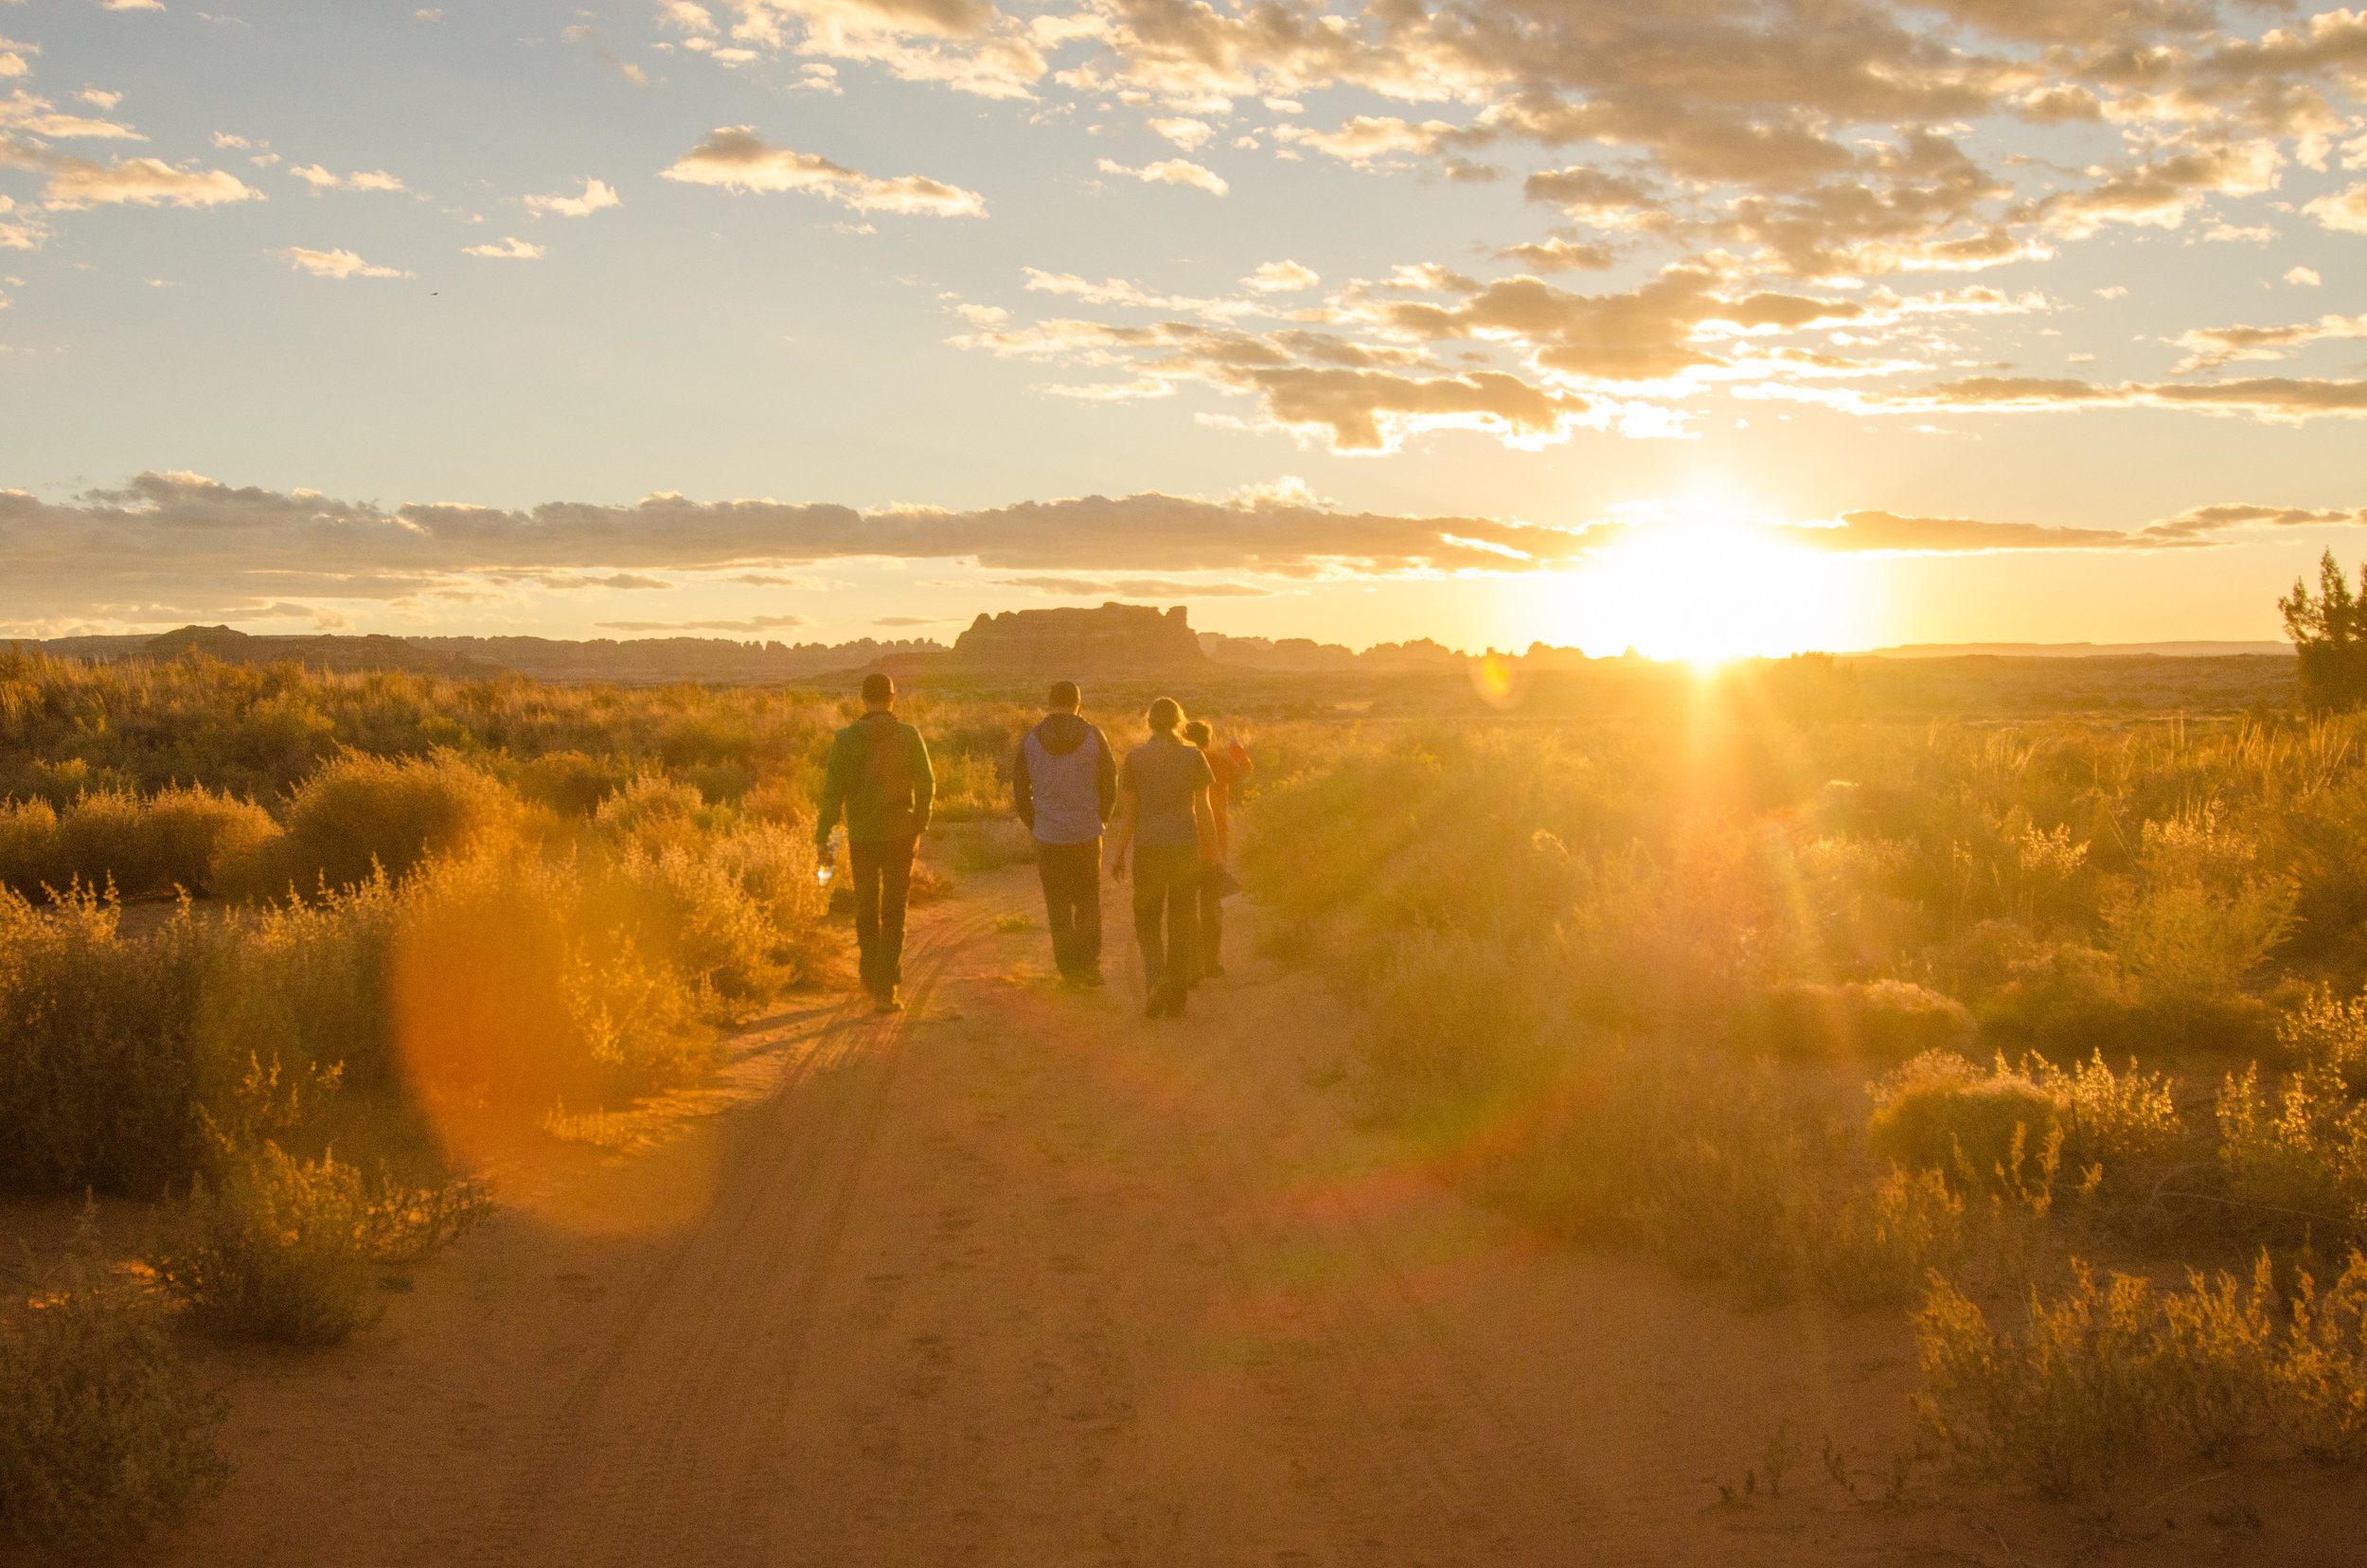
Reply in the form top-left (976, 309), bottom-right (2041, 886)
top-left (475, 894), bottom-right (1008, 1568)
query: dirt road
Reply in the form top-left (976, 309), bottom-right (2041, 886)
top-left (137, 865), bottom-right (2362, 1567)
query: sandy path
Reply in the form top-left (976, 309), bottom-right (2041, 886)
top-left (130, 864), bottom-right (2364, 1567)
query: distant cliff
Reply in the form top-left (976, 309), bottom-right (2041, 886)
top-left (16, 627), bottom-right (945, 686)
top-left (948, 603), bottom-right (1210, 675)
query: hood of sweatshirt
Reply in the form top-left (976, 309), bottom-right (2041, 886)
top-left (1031, 711), bottom-right (1094, 757)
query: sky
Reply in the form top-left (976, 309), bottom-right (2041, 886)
top-left (1, 0), bottom-right (2364, 658)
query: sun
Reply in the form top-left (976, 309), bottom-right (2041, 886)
top-left (1549, 518), bottom-right (1865, 663)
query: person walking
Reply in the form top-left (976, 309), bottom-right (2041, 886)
top-left (1181, 719), bottom-right (1253, 981)
top-left (1012, 680), bottom-right (1117, 988)
top-left (1106, 697), bottom-right (1215, 1020)
top-left (815, 671), bottom-right (934, 1013)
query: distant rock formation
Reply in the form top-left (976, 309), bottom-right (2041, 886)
top-left (1201, 632), bottom-right (1486, 674)
top-left (950, 603), bottom-right (1209, 676)
top-left (140, 625), bottom-right (495, 676)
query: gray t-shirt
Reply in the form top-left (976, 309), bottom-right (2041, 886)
top-left (1121, 733), bottom-right (1215, 849)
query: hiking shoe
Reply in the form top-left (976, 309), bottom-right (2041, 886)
top-left (875, 987), bottom-right (902, 1014)
top-left (1080, 970), bottom-right (1106, 989)
top-left (1144, 988), bottom-right (1164, 1020)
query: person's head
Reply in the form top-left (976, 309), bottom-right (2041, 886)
top-left (861, 671), bottom-right (895, 710)
top-left (1147, 696), bottom-right (1183, 734)
top-left (1047, 680), bottom-right (1080, 713)
top-left (1183, 719), bottom-right (1212, 747)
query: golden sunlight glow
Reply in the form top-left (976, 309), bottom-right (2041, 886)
top-left (1542, 517), bottom-right (1876, 662)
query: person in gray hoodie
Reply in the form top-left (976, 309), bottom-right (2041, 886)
top-left (1011, 680), bottom-right (1118, 987)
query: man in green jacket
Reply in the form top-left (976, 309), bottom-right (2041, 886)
top-left (815, 671), bottom-right (934, 1013)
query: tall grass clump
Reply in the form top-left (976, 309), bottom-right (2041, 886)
top-left (0, 1212), bottom-right (230, 1559)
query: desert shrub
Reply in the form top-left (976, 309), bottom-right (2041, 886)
top-left (0, 886), bottom-right (211, 1193)
top-left (388, 852), bottom-right (712, 1110)
top-left (149, 1142), bottom-right (490, 1345)
top-left (0, 798), bottom-right (62, 895)
top-left (2274, 1251), bottom-right (2367, 1462)
top-left (1974, 941), bottom-right (2154, 1059)
top-left (2102, 804), bottom-right (2297, 1007)
top-left (1352, 930), bottom-right (1553, 1132)
top-left (2216, 1063), bottom-right (2367, 1243)
top-left (682, 761), bottom-right (755, 805)
top-left (1915, 1262), bottom-right (2203, 1498)
top-left (0, 882), bottom-right (394, 1194)
top-left (2278, 983), bottom-right (2367, 1088)
top-left (511, 749), bottom-right (633, 816)
top-left (1745, 979), bottom-right (1973, 1065)
top-left (1916, 1249), bottom-right (2367, 1493)
top-left (0, 787), bottom-right (277, 901)
top-left (0, 1213), bottom-right (230, 1559)
top-left (592, 773), bottom-right (709, 855)
top-left (1869, 1053), bottom-right (2061, 1191)
top-left (227, 750), bottom-right (519, 899)
top-left (2024, 1049), bottom-right (2186, 1170)
top-left (948, 816), bottom-right (1037, 873)
top-left (1476, 1039), bottom-right (2002, 1309)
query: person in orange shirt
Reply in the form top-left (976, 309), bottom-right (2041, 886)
top-left (1181, 719), bottom-right (1252, 982)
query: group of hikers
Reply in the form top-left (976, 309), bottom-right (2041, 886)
top-left (812, 672), bottom-right (1251, 1019)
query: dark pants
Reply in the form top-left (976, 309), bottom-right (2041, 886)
top-left (1131, 844), bottom-right (1200, 997)
top-left (1035, 838), bottom-right (1102, 978)
top-left (1196, 863), bottom-right (1225, 978)
top-left (849, 834), bottom-right (916, 995)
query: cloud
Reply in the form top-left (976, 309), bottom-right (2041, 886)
top-left (1, 90), bottom-right (145, 139)
top-left (6, 144), bottom-right (262, 210)
top-left (2172, 312), bottom-right (2367, 372)
top-left (462, 236), bottom-right (546, 259)
top-left (9, 471), bottom-right (2363, 631)
top-left (2305, 183), bottom-right (2367, 235)
top-left (2030, 142), bottom-right (2284, 238)
top-left (663, 127), bottom-right (986, 215)
top-left (1147, 116), bottom-right (1212, 150)
top-left (2287, 267), bottom-right (2323, 287)
top-left (873, 615), bottom-right (957, 625)
top-left (290, 165), bottom-right (403, 191)
top-left (1272, 116), bottom-right (1455, 165)
top-left (595, 614), bottom-right (811, 633)
top-left (1095, 157), bottom-right (1226, 195)
top-left (562, 25), bottom-right (650, 85)
top-left (1762, 375), bottom-right (2367, 421)
top-left (275, 246), bottom-right (410, 279)
top-left (1493, 238), bottom-right (1615, 273)
top-left (1241, 258), bottom-right (1317, 293)
top-left (0, 193), bottom-right (48, 250)
top-left (524, 177), bottom-right (619, 218)
top-left (985, 575), bottom-right (1275, 597)
top-left (1521, 166), bottom-right (1663, 223)
top-left (2135, 503), bottom-right (2367, 541)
